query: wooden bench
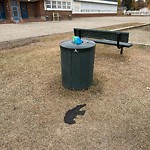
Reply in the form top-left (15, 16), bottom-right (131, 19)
top-left (52, 12), bottom-right (60, 21)
top-left (74, 28), bottom-right (133, 54)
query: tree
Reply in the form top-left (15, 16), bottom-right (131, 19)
top-left (146, 0), bottom-right (150, 5)
top-left (146, 0), bottom-right (150, 9)
top-left (137, 0), bottom-right (147, 9)
top-left (130, 0), bottom-right (147, 10)
top-left (122, 0), bottom-right (132, 10)
top-left (131, 0), bottom-right (138, 10)
top-left (118, 0), bottom-right (122, 7)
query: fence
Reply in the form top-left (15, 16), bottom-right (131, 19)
top-left (126, 10), bottom-right (150, 16)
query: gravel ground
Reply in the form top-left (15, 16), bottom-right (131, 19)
top-left (125, 24), bottom-right (150, 45)
top-left (0, 16), bottom-right (150, 42)
top-left (0, 28), bottom-right (150, 150)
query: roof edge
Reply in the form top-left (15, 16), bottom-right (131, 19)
top-left (74, 0), bottom-right (118, 5)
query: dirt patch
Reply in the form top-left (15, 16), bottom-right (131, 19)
top-left (0, 37), bottom-right (40, 50)
top-left (0, 30), bottom-right (150, 149)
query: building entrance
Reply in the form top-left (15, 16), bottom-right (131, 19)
top-left (0, 0), bottom-right (5, 20)
top-left (20, 2), bottom-right (28, 19)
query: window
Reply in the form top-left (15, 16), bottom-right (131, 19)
top-left (52, 1), bottom-right (56, 8)
top-left (46, 0), bottom-right (51, 8)
top-left (12, 7), bottom-right (18, 17)
top-left (57, 1), bottom-right (61, 9)
top-left (62, 2), bottom-right (66, 9)
top-left (45, 0), bottom-right (71, 10)
top-left (67, 2), bottom-right (71, 9)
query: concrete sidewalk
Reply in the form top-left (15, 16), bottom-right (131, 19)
top-left (0, 16), bottom-right (150, 42)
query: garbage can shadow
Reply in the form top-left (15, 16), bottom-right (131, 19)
top-left (60, 40), bottom-right (96, 90)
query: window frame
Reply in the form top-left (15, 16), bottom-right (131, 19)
top-left (45, 0), bottom-right (72, 11)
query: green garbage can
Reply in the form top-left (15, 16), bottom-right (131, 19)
top-left (60, 40), bottom-right (96, 90)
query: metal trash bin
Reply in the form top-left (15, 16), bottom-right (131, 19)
top-left (60, 40), bottom-right (96, 90)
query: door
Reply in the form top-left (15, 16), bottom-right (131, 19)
top-left (0, 4), bottom-right (1, 19)
top-left (11, 0), bottom-right (20, 22)
top-left (12, 6), bottom-right (20, 21)
top-left (0, 1), bottom-right (5, 20)
top-left (20, 2), bottom-right (28, 19)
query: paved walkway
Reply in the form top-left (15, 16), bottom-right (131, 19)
top-left (0, 16), bottom-right (150, 42)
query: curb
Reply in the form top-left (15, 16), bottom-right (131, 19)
top-left (132, 42), bottom-right (150, 46)
top-left (110, 23), bottom-right (150, 31)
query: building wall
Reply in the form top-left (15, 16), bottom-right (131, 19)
top-left (3, 0), bottom-right (12, 20)
top-left (19, 0), bottom-right (45, 21)
top-left (44, 0), bottom-right (72, 20)
top-left (36, 0), bottom-right (45, 19)
top-left (72, 13), bottom-right (117, 18)
top-left (24, 0), bottom-right (45, 19)
top-left (27, 2), bottom-right (37, 18)
top-left (45, 10), bottom-right (72, 20)
top-left (72, 0), bottom-right (118, 14)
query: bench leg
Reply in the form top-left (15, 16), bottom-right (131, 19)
top-left (120, 47), bottom-right (123, 55)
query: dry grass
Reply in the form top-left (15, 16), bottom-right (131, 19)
top-left (0, 29), bottom-right (150, 150)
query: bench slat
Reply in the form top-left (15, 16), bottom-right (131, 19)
top-left (89, 39), bottom-right (133, 47)
top-left (74, 28), bottom-right (129, 43)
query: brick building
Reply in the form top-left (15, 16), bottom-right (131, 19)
top-left (0, 0), bottom-right (118, 23)
top-left (0, 0), bottom-right (45, 23)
